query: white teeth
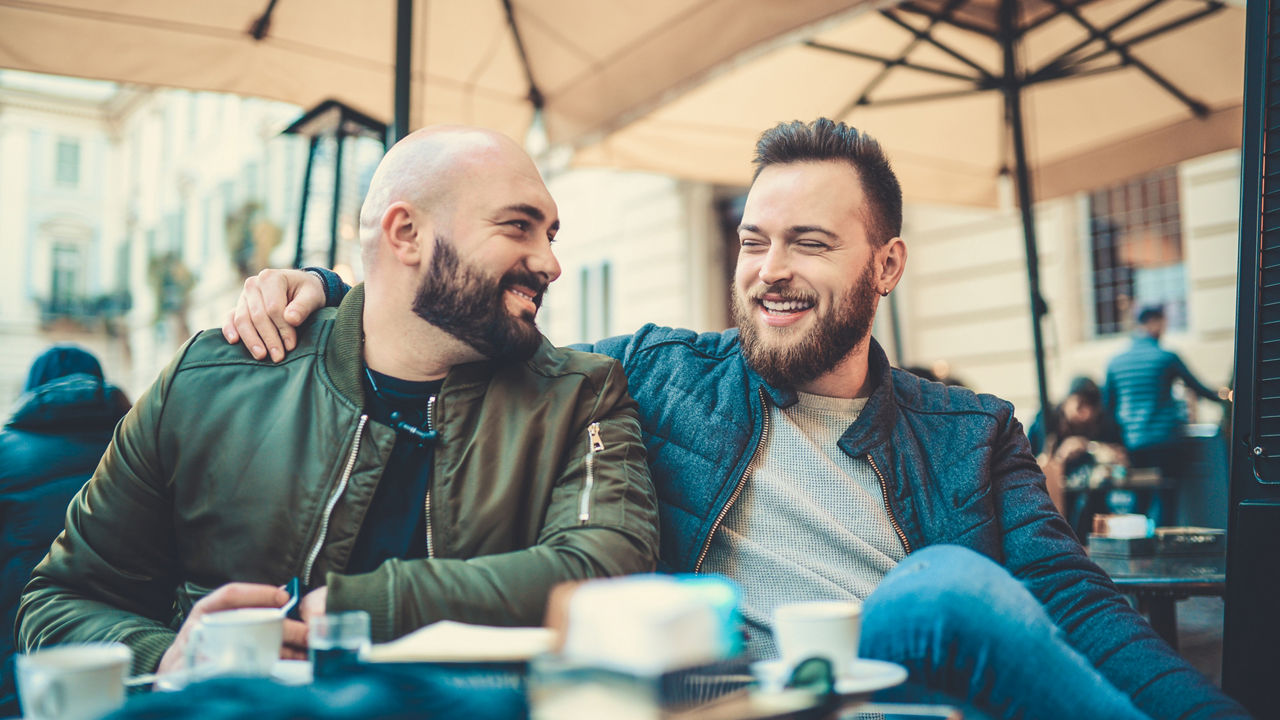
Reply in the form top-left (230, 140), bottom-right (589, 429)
top-left (508, 288), bottom-right (534, 301)
top-left (761, 299), bottom-right (812, 313)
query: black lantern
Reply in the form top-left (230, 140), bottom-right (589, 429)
top-left (282, 99), bottom-right (387, 270)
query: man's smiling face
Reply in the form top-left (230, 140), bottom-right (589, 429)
top-left (410, 141), bottom-right (561, 361)
top-left (732, 160), bottom-right (881, 389)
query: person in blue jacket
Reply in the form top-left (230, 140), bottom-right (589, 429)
top-left (225, 119), bottom-right (1246, 719)
top-left (1104, 304), bottom-right (1226, 524)
top-left (0, 345), bottom-right (129, 716)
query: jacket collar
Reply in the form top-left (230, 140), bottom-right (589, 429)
top-left (746, 334), bottom-right (899, 455)
top-left (325, 283), bottom-right (368, 409)
top-left (839, 336), bottom-right (899, 455)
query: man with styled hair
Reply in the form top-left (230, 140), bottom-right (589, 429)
top-left (18, 126), bottom-right (659, 678)
top-left (229, 119), bottom-right (1244, 718)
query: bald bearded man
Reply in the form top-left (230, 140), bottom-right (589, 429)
top-left (16, 126), bottom-right (659, 678)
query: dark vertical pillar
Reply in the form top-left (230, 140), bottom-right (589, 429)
top-left (1223, 0), bottom-right (1276, 713)
top-left (392, 0), bottom-right (413, 146)
top-left (999, 0), bottom-right (1052, 421)
top-left (293, 136), bottom-right (319, 268)
top-left (328, 129), bottom-right (346, 270)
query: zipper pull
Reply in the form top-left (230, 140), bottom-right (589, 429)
top-left (588, 421), bottom-right (604, 451)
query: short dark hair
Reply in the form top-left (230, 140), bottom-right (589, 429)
top-left (752, 118), bottom-right (903, 246)
top-left (1136, 304), bottom-right (1165, 324)
top-left (1067, 376), bottom-right (1102, 407)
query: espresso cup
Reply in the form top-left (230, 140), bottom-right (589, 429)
top-left (773, 600), bottom-right (863, 677)
top-left (187, 607), bottom-right (284, 678)
top-left (17, 643), bottom-right (132, 720)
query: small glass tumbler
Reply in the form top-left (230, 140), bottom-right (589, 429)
top-left (309, 610), bottom-right (371, 679)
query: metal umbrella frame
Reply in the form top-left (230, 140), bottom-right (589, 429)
top-left (800, 0), bottom-right (1232, 417)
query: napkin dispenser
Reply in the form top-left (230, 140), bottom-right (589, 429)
top-left (560, 574), bottom-right (742, 675)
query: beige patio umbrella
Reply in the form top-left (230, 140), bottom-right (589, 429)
top-left (573, 0), bottom-right (1244, 415)
top-left (0, 0), bottom-right (870, 145)
top-left (575, 0), bottom-right (1243, 206)
top-left (0, 0), bottom-right (1245, 413)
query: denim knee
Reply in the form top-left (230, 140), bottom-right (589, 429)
top-left (862, 545), bottom-right (1052, 649)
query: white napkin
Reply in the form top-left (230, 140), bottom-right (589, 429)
top-left (364, 620), bottom-right (554, 663)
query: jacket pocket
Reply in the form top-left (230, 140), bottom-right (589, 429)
top-left (579, 422), bottom-right (605, 525)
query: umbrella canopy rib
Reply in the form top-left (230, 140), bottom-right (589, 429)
top-left (1016, 0), bottom-right (1106, 36)
top-left (1068, 2), bottom-right (1227, 65)
top-left (1044, 0), bottom-right (1209, 116)
top-left (248, 0), bottom-right (278, 40)
top-left (879, 8), bottom-right (998, 80)
top-left (1035, 0), bottom-right (1173, 68)
top-left (845, 0), bottom-right (974, 112)
top-left (898, 0), bottom-right (1000, 38)
top-left (501, 0), bottom-right (544, 110)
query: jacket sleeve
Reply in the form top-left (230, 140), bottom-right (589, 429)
top-left (990, 408), bottom-right (1245, 719)
top-left (1172, 354), bottom-right (1221, 402)
top-left (325, 359), bottom-right (659, 641)
top-left (14, 344), bottom-right (192, 675)
top-left (309, 266), bottom-right (351, 308)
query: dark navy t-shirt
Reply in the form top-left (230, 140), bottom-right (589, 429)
top-left (345, 368), bottom-right (442, 575)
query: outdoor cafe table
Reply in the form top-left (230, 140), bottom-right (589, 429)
top-left (112, 660), bottom-right (963, 719)
top-left (1089, 553), bottom-right (1226, 650)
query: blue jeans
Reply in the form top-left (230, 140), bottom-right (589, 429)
top-left (860, 545), bottom-right (1147, 720)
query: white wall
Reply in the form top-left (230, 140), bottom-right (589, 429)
top-left (542, 168), bottom-right (727, 346)
top-left (897, 151), bottom-right (1240, 424)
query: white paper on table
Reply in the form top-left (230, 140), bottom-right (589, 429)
top-left (364, 620), bottom-right (554, 663)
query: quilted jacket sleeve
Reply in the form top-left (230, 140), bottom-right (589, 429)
top-left (989, 406), bottom-right (1245, 719)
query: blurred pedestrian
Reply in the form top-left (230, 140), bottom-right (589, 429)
top-left (1029, 376), bottom-right (1126, 537)
top-left (1103, 304), bottom-right (1224, 525)
top-left (0, 345), bottom-right (129, 716)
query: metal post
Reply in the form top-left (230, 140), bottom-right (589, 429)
top-left (328, 129), bottom-right (346, 270)
top-left (293, 136), bottom-right (319, 268)
top-left (999, 0), bottom-right (1053, 421)
top-left (392, 0), bottom-right (413, 145)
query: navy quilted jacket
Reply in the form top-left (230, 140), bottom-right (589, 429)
top-left (580, 325), bottom-right (1243, 720)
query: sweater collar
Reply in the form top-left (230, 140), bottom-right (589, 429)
top-left (746, 335), bottom-right (898, 454)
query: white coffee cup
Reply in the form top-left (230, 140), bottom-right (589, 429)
top-left (773, 600), bottom-right (863, 677)
top-left (186, 607), bottom-right (284, 678)
top-left (17, 643), bottom-right (132, 720)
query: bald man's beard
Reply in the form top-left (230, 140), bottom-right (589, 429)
top-left (411, 236), bottom-right (546, 361)
top-left (733, 258), bottom-right (878, 390)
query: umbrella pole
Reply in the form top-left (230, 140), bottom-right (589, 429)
top-left (293, 136), bottom-right (319, 268)
top-left (392, 0), bottom-right (413, 145)
top-left (1000, 0), bottom-right (1053, 422)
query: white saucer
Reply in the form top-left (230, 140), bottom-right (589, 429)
top-left (154, 659), bottom-right (313, 691)
top-left (751, 657), bottom-right (908, 696)
top-left (271, 659), bottom-right (313, 685)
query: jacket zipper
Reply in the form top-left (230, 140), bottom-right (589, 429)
top-left (867, 453), bottom-right (912, 553)
top-left (303, 414), bottom-right (369, 586)
top-left (579, 422), bottom-right (605, 524)
top-left (424, 395), bottom-right (437, 558)
top-left (695, 388), bottom-right (770, 573)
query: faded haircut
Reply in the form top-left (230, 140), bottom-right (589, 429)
top-left (752, 118), bottom-right (903, 247)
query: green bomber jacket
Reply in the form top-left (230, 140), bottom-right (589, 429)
top-left (16, 285), bottom-right (659, 673)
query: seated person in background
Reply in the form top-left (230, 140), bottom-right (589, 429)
top-left (1028, 376), bottom-right (1127, 536)
top-left (226, 119), bottom-right (1245, 719)
top-left (17, 125), bottom-right (659, 679)
top-left (0, 346), bottom-right (130, 716)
